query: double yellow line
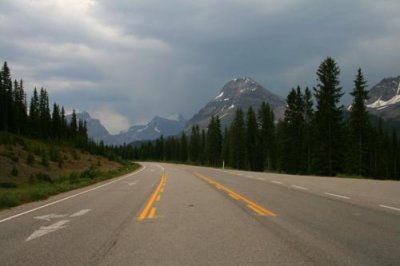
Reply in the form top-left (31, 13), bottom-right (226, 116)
top-left (137, 174), bottom-right (167, 221)
top-left (193, 172), bottom-right (276, 217)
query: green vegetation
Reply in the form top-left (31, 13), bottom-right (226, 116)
top-left (0, 162), bottom-right (139, 210)
top-left (0, 62), bottom-right (142, 210)
top-left (133, 57), bottom-right (400, 180)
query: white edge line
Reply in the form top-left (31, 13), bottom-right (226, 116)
top-left (324, 192), bottom-right (350, 199)
top-left (271, 180), bottom-right (283, 185)
top-left (0, 165), bottom-right (146, 223)
top-left (380, 204), bottom-right (400, 212)
top-left (291, 185), bottom-right (308, 190)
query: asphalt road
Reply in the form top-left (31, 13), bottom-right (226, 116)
top-left (0, 162), bottom-right (399, 265)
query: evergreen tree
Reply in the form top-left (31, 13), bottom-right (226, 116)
top-left (206, 116), bottom-right (222, 166)
top-left (29, 88), bottom-right (40, 136)
top-left (52, 103), bottom-right (61, 138)
top-left (179, 132), bottom-right (188, 162)
top-left (303, 87), bottom-right (314, 173)
top-left (39, 88), bottom-right (51, 137)
top-left (12, 79), bottom-right (27, 133)
top-left (199, 129), bottom-right (207, 165)
top-left (258, 102), bottom-right (276, 170)
top-left (281, 87), bottom-right (305, 174)
top-left (189, 125), bottom-right (200, 163)
top-left (245, 107), bottom-right (260, 171)
top-left (221, 126), bottom-right (230, 168)
top-left (0, 62), bottom-right (13, 130)
top-left (346, 68), bottom-right (370, 176)
top-left (230, 109), bottom-right (246, 169)
top-left (70, 109), bottom-right (78, 137)
top-left (313, 57), bottom-right (344, 176)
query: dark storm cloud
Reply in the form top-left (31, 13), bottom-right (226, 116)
top-left (1, 0), bottom-right (399, 132)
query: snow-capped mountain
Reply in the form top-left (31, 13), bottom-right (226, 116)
top-left (71, 112), bottom-right (186, 145)
top-left (186, 77), bottom-right (285, 130)
top-left (105, 114), bottom-right (187, 145)
top-left (66, 112), bottom-right (110, 141)
top-left (366, 76), bottom-right (400, 120)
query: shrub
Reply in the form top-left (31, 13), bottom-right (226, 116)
top-left (0, 182), bottom-right (17, 188)
top-left (11, 165), bottom-right (18, 176)
top-left (2, 151), bottom-right (19, 163)
top-left (30, 173), bottom-right (53, 183)
top-left (41, 154), bottom-right (49, 167)
top-left (26, 153), bottom-right (35, 166)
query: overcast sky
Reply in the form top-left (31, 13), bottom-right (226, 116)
top-left (1, 0), bottom-right (399, 133)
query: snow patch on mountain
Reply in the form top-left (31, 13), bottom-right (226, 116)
top-left (215, 91), bottom-right (224, 100)
top-left (367, 82), bottom-right (400, 110)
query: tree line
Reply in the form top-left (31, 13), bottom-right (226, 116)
top-left (133, 57), bottom-right (400, 180)
top-left (0, 62), bottom-right (88, 145)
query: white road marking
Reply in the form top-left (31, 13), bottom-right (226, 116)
top-left (257, 177), bottom-right (266, 181)
top-left (0, 166), bottom-right (146, 224)
top-left (26, 220), bottom-right (70, 241)
top-left (271, 180), bottom-right (283, 185)
top-left (291, 185), bottom-right (308, 190)
top-left (156, 164), bottom-right (165, 171)
top-left (34, 214), bottom-right (67, 221)
top-left (324, 193), bottom-right (350, 199)
top-left (128, 181), bottom-right (138, 186)
top-left (70, 209), bottom-right (91, 217)
top-left (380, 205), bottom-right (400, 212)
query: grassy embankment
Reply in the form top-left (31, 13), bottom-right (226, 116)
top-left (0, 132), bottom-right (140, 210)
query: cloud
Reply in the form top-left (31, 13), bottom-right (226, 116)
top-left (1, 0), bottom-right (399, 131)
top-left (90, 107), bottom-right (130, 134)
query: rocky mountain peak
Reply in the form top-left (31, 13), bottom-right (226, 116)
top-left (367, 76), bottom-right (400, 110)
top-left (187, 78), bottom-right (285, 130)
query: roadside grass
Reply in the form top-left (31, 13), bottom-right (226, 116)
top-left (0, 162), bottom-right (140, 210)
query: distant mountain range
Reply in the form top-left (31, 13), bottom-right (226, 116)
top-left (68, 112), bottom-right (186, 145)
top-left (186, 77), bottom-right (286, 130)
top-left (78, 75), bottom-right (400, 145)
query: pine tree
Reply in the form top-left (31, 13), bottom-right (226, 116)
top-left (230, 109), bottom-right (246, 169)
top-left (189, 125), bottom-right (200, 163)
top-left (346, 68), bottom-right (370, 176)
top-left (12, 79), bottom-right (27, 133)
top-left (221, 126), bottom-right (230, 168)
top-left (0, 62), bottom-right (13, 131)
top-left (258, 102), bottom-right (276, 171)
top-left (281, 87), bottom-right (306, 174)
top-left (70, 109), bottom-right (78, 138)
top-left (303, 87), bottom-right (314, 174)
top-left (39, 88), bottom-right (51, 138)
top-left (313, 57), bottom-right (344, 176)
top-left (29, 88), bottom-right (40, 136)
top-left (180, 132), bottom-right (188, 162)
top-left (245, 107), bottom-right (260, 171)
top-left (206, 116), bottom-right (222, 166)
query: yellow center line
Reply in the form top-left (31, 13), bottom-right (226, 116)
top-left (156, 195), bottom-right (161, 202)
top-left (148, 207), bottom-right (156, 219)
top-left (137, 174), bottom-right (167, 221)
top-left (228, 193), bottom-right (240, 200)
top-left (193, 172), bottom-right (276, 217)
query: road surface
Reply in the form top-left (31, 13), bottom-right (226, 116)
top-left (0, 162), bottom-right (399, 265)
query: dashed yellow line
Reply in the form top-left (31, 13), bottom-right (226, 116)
top-left (192, 172), bottom-right (276, 217)
top-left (137, 174), bottom-right (167, 221)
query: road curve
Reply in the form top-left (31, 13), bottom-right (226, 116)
top-left (0, 162), bottom-right (399, 265)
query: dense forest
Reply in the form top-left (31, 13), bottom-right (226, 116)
top-left (133, 58), bottom-right (400, 180)
top-left (0, 61), bottom-right (129, 161)
top-left (1, 59), bottom-right (399, 180)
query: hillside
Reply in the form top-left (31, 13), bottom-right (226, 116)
top-left (0, 132), bottom-right (137, 209)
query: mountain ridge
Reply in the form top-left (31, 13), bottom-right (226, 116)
top-left (186, 77), bottom-right (286, 130)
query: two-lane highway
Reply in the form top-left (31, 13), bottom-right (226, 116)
top-left (0, 162), bottom-right (399, 265)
